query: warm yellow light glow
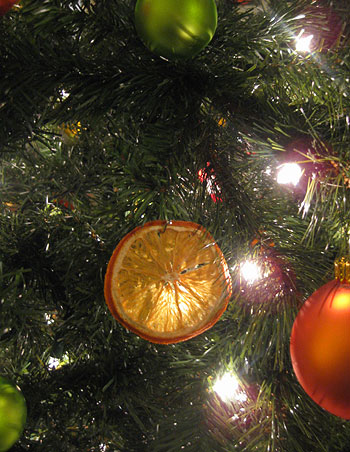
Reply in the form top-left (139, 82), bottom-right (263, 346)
top-left (295, 34), bottom-right (314, 52)
top-left (277, 163), bottom-right (303, 186)
top-left (240, 260), bottom-right (262, 284)
top-left (332, 291), bottom-right (350, 310)
top-left (213, 372), bottom-right (248, 403)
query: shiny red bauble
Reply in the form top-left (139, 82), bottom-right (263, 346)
top-left (205, 378), bottom-right (265, 446)
top-left (282, 137), bottom-right (333, 195)
top-left (299, 4), bottom-right (343, 52)
top-left (290, 279), bottom-right (350, 419)
top-left (0, 0), bottom-right (19, 16)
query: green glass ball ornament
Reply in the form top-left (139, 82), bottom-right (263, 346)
top-left (0, 377), bottom-right (27, 452)
top-left (134, 0), bottom-right (218, 60)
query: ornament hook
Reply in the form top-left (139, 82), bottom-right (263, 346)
top-left (334, 257), bottom-right (350, 284)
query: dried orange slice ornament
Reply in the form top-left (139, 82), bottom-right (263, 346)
top-left (104, 220), bottom-right (232, 344)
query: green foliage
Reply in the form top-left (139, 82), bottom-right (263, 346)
top-left (1, 0), bottom-right (350, 451)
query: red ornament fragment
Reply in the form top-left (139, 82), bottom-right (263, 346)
top-left (198, 162), bottom-right (222, 203)
top-left (279, 137), bottom-right (334, 197)
top-left (53, 198), bottom-right (75, 211)
top-left (206, 376), bottom-right (266, 446)
top-left (239, 246), bottom-right (298, 308)
top-left (0, 0), bottom-right (19, 15)
top-left (298, 4), bottom-right (344, 52)
top-left (290, 259), bottom-right (350, 419)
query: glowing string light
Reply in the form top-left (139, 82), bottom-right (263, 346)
top-left (45, 313), bottom-right (55, 325)
top-left (295, 33), bottom-right (314, 52)
top-left (213, 372), bottom-right (248, 403)
top-left (277, 163), bottom-right (303, 186)
top-left (47, 353), bottom-right (70, 370)
top-left (240, 260), bottom-right (262, 284)
top-left (48, 357), bottom-right (60, 370)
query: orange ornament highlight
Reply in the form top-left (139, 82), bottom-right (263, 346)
top-left (104, 220), bottom-right (232, 344)
top-left (290, 263), bottom-right (350, 419)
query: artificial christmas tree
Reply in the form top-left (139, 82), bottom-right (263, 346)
top-left (1, 0), bottom-right (350, 451)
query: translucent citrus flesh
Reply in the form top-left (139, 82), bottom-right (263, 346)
top-left (105, 221), bottom-right (232, 343)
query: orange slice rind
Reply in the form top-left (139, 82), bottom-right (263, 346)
top-left (104, 220), bottom-right (232, 343)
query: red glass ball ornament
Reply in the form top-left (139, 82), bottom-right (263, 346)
top-left (238, 247), bottom-right (298, 310)
top-left (290, 279), bottom-right (350, 419)
top-left (279, 137), bottom-right (334, 198)
top-left (0, 0), bottom-right (19, 15)
top-left (298, 5), bottom-right (343, 52)
top-left (205, 377), bottom-right (266, 446)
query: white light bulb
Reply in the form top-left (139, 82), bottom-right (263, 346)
top-left (48, 357), bottom-right (60, 370)
top-left (277, 163), bottom-right (303, 186)
top-left (47, 353), bottom-right (70, 370)
top-left (61, 89), bottom-right (70, 99)
top-left (295, 34), bottom-right (314, 52)
top-left (240, 260), bottom-right (262, 284)
top-left (213, 372), bottom-right (248, 403)
top-left (206, 177), bottom-right (215, 195)
top-left (45, 313), bottom-right (54, 325)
